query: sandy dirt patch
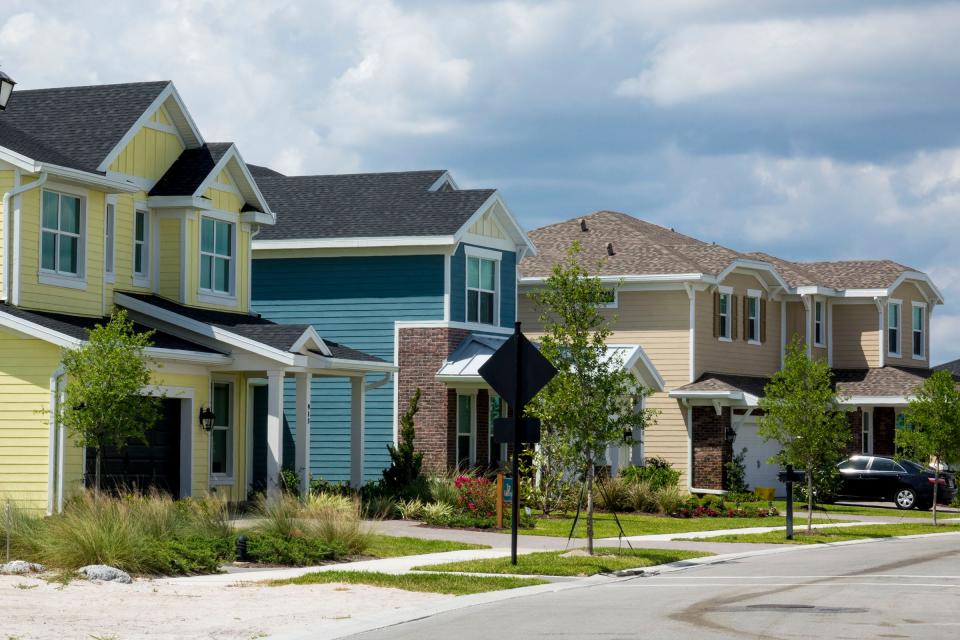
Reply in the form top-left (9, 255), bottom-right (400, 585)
top-left (0, 573), bottom-right (448, 639)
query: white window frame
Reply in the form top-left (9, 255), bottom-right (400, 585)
top-left (813, 300), bottom-right (825, 347)
top-left (598, 288), bottom-right (619, 309)
top-left (912, 301), bottom-right (926, 361)
top-left (746, 289), bottom-right (762, 345)
top-left (465, 246), bottom-right (501, 326)
top-left (456, 391), bottom-right (477, 468)
top-left (38, 187), bottom-right (87, 289)
top-left (488, 394), bottom-right (507, 466)
top-left (209, 379), bottom-right (234, 484)
top-left (198, 213), bottom-right (237, 302)
top-left (133, 208), bottom-right (151, 286)
top-left (718, 285), bottom-right (732, 342)
top-left (861, 409), bottom-right (873, 455)
top-left (887, 300), bottom-right (902, 358)
top-left (104, 196), bottom-right (116, 283)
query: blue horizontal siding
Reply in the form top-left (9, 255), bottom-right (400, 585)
top-left (450, 243), bottom-right (517, 329)
top-left (253, 254), bottom-right (444, 482)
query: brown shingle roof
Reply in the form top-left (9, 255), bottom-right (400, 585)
top-left (672, 373), bottom-right (770, 398)
top-left (520, 211), bottom-right (922, 292)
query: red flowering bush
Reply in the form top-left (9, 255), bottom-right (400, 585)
top-left (453, 475), bottom-right (496, 518)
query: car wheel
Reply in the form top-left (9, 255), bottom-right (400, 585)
top-left (895, 488), bottom-right (917, 510)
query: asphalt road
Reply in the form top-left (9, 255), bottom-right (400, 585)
top-left (350, 533), bottom-right (960, 639)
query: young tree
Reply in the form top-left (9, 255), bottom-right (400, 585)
top-left (527, 243), bottom-right (655, 554)
top-left (758, 337), bottom-right (850, 533)
top-left (897, 370), bottom-right (960, 525)
top-left (383, 388), bottom-right (424, 498)
top-left (58, 310), bottom-right (162, 493)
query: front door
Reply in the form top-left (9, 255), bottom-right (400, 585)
top-left (87, 398), bottom-right (182, 496)
top-left (733, 418), bottom-right (783, 495)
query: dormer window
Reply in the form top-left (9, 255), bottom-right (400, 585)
top-left (200, 217), bottom-right (234, 296)
top-left (466, 252), bottom-right (498, 325)
top-left (40, 189), bottom-right (84, 280)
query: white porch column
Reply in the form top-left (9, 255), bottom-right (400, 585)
top-left (295, 372), bottom-right (312, 497)
top-left (266, 370), bottom-right (284, 500)
top-left (350, 376), bottom-right (365, 489)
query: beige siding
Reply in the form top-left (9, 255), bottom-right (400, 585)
top-left (833, 303), bottom-right (880, 368)
top-left (519, 288), bottom-right (692, 484)
top-left (785, 300), bottom-right (806, 347)
top-left (696, 272), bottom-right (781, 378)
top-left (885, 281), bottom-right (930, 367)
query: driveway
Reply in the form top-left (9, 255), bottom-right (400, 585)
top-left (349, 532), bottom-right (960, 640)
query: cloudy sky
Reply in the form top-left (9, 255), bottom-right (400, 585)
top-left (2, 1), bottom-right (959, 361)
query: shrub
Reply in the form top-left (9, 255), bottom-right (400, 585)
top-left (655, 485), bottom-right (687, 515)
top-left (420, 502), bottom-right (454, 525)
top-left (31, 491), bottom-right (233, 575)
top-left (363, 495), bottom-right (398, 520)
top-left (793, 465), bottom-right (841, 505)
top-left (724, 448), bottom-right (749, 495)
top-left (280, 467), bottom-right (303, 496)
top-left (593, 477), bottom-right (631, 512)
top-left (382, 389), bottom-right (425, 500)
top-left (454, 476), bottom-right (496, 518)
top-left (700, 494), bottom-right (725, 511)
top-left (244, 533), bottom-right (335, 566)
top-left (0, 499), bottom-right (44, 560)
top-left (309, 477), bottom-right (353, 497)
top-left (427, 474), bottom-right (460, 507)
top-left (619, 457), bottom-right (681, 491)
top-left (627, 480), bottom-right (658, 513)
top-left (397, 498), bottom-right (425, 520)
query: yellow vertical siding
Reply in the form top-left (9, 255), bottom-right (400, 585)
top-left (833, 303), bottom-right (880, 368)
top-left (107, 126), bottom-right (183, 183)
top-left (0, 328), bottom-right (62, 511)
top-left (158, 217), bottom-right (181, 301)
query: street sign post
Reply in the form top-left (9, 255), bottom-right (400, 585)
top-left (478, 322), bottom-right (557, 565)
top-left (778, 466), bottom-right (806, 540)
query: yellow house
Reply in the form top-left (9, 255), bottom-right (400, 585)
top-left (0, 81), bottom-right (393, 513)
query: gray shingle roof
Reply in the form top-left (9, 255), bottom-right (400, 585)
top-left (521, 211), bottom-right (923, 291)
top-left (247, 164), bottom-right (285, 178)
top-left (0, 81), bottom-right (170, 173)
top-left (149, 143), bottom-right (233, 196)
top-left (253, 170), bottom-right (495, 240)
top-left (0, 303), bottom-right (221, 353)
top-left (116, 292), bottom-right (383, 361)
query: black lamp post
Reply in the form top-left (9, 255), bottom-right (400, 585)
top-left (0, 71), bottom-right (15, 111)
top-left (198, 406), bottom-right (216, 431)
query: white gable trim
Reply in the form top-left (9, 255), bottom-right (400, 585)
top-left (0, 310), bottom-right (82, 348)
top-left (290, 326), bottom-right (332, 357)
top-left (453, 191), bottom-right (536, 257)
top-left (428, 171), bottom-right (459, 191)
top-left (97, 82), bottom-right (203, 173)
top-left (192, 145), bottom-right (274, 222)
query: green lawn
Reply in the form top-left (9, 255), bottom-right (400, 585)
top-left (268, 570), bottom-right (546, 595)
top-left (676, 522), bottom-right (960, 545)
top-left (415, 547), bottom-right (712, 577)
top-left (364, 535), bottom-right (489, 558)
top-left (766, 501), bottom-right (948, 519)
top-left (525, 513), bottom-right (830, 538)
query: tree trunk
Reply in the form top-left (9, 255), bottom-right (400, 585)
top-left (94, 448), bottom-right (102, 497)
top-left (586, 462), bottom-right (595, 555)
top-left (806, 471), bottom-right (814, 534)
top-left (932, 456), bottom-right (940, 527)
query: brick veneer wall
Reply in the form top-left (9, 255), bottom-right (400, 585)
top-left (397, 327), bottom-right (471, 472)
top-left (873, 407), bottom-right (896, 456)
top-left (691, 406), bottom-right (731, 490)
top-left (847, 410), bottom-right (863, 455)
top-left (476, 389), bottom-right (490, 465)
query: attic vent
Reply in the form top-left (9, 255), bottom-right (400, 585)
top-left (580, 219), bottom-right (588, 232)
top-left (606, 242), bottom-right (615, 256)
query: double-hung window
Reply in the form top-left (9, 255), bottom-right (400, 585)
top-left (888, 301), bottom-right (901, 357)
top-left (912, 303), bottom-right (925, 359)
top-left (467, 255), bottom-right (497, 325)
top-left (718, 291), bottom-right (732, 340)
top-left (814, 300), bottom-right (824, 347)
top-left (104, 200), bottom-right (116, 281)
top-left (41, 190), bottom-right (83, 277)
top-left (456, 393), bottom-right (475, 468)
top-left (746, 293), bottom-right (760, 343)
top-left (134, 210), bottom-right (149, 280)
top-left (200, 217), bottom-right (234, 296)
top-left (210, 382), bottom-right (233, 478)
top-left (861, 410), bottom-right (872, 455)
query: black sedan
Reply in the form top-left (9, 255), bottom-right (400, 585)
top-left (836, 455), bottom-right (957, 510)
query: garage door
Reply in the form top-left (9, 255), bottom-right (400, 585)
top-left (86, 398), bottom-right (182, 497)
top-left (733, 418), bottom-right (783, 496)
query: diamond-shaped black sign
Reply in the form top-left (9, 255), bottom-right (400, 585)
top-left (493, 417), bottom-right (542, 444)
top-left (478, 331), bottom-right (557, 409)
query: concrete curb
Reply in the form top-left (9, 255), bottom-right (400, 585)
top-left (275, 529), bottom-right (960, 640)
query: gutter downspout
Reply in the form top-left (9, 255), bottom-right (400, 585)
top-left (2, 171), bottom-right (48, 303)
top-left (365, 372), bottom-right (393, 392)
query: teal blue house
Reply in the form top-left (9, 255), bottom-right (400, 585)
top-left (250, 169), bottom-right (534, 484)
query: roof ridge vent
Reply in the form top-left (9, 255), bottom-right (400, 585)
top-left (606, 242), bottom-right (615, 256)
top-left (580, 219), bottom-right (588, 232)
